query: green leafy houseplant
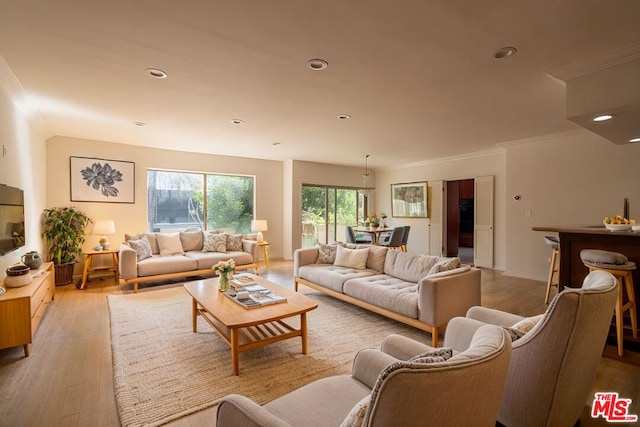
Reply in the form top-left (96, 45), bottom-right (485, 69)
top-left (41, 207), bottom-right (92, 284)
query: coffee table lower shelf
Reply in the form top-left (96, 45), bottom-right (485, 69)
top-left (192, 300), bottom-right (309, 375)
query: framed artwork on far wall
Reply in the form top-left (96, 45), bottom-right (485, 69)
top-left (70, 156), bottom-right (135, 203)
top-left (391, 181), bottom-right (428, 218)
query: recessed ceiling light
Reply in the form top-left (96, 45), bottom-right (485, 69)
top-left (230, 119), bottom-right (244, 124)
top-left (146, 68), bottom-right (167, 79)
top-left (133, 121), bottom-right (146, 127)
top-left (592, 114), bottom-right (615, 122)
top-left (492, 47), bottom-right (517, 59)
top-left (338, 114), bottom-right (351, 120)
top-left (307, 58), bottom-right (328, 70)
top-left (272, 142), bottom-right (282, 146)
top-left (630, 137), bottom-right (640, 143)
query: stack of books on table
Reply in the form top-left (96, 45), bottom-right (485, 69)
top-left (224, 287), bottom-right (287, 309)
top-left (230, 273), bottom-right (256, 289)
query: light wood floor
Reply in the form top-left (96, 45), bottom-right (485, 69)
top-left (1, 261), bottom-right (638, 426)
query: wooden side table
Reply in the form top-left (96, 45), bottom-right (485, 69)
top-left (79, 248), bottom-right (119, 289)
top-left (257, 241), bottom-right (270, 270)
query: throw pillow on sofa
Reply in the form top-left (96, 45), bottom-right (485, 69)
top-left (179, 230), bottom-right (204, 252)
top-left (203, 233), bottom-right (227, 253)
top-left (225, 234), bottom-right (243, 252)
top-left (156, 232), bottom-right (185, 256)
top-left (127, 235), bottom-right (153, 261)
top-left (125, 232), bottom-right (159, 254)
top-left (427, 257), bottom-right (461, 275)
top-left (334, 245), bottom-right (369, 270)
top-left (317, 243), bottom-right (338, 264)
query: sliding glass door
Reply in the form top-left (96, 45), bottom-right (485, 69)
top-left (301, 185), bottom-right (364, 248)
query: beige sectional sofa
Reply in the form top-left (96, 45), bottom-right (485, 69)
top-left (119, 230), bottom-right (258, 292)
top-left (294, 244), bottom-right (481, 346)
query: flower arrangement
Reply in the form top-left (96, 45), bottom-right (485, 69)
top-left (365, 212), bottom-right (380, 227)
top-left (213, 259), bottom-right (236, 291)
top-left (213, 259), bottom-right (236, 276)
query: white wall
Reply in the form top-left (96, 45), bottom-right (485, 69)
top-left (505, 130), bottom-right (640, 281)
top-left (0, 82), bottom-right (47, 278)
top-left (375, 150), bottom-right (507, 269)
top-left (45, 136), bottom-right (284, 271)
top-left (376, 129), bottom-right (640, 282)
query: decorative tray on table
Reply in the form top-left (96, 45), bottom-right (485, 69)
top-left (224, 288), bottom-right (287, 309)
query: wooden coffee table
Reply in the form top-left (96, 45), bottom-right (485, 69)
top-left (183, 275), bottom-right (318, 375)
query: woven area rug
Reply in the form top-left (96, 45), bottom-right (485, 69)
top-left (108, 286), bottom-right (428, 427)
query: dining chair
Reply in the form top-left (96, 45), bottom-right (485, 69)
top-left (382, 226), bottom-right (405, 250)
top-left (400, 225), bottom-right (410, 251)
top-left (346, 225), bottom-right (371, 244)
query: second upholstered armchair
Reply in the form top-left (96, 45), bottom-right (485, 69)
top-left (216, 324), bottom-right (511, 427)
top-left (443, 269), bottom-right (618, 427)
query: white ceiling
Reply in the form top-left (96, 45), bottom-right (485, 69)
top-left (1, 1), bottom-right (639, 168)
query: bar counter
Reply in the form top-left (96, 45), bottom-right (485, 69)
top-left (532, 224), bottom-right (640, 352)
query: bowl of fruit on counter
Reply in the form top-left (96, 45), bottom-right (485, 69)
top-left (603, 215), bottom-right (635, 231)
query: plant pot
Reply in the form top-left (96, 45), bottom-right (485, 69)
top-left (54, 262), bottom-right (76, 286)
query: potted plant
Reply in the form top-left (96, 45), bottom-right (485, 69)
top-left (41, 206), bottom-right (92, 285)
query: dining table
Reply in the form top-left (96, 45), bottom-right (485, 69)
top-left (353, 227), bottom-right (394, 245)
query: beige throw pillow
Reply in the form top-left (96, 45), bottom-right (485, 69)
top-left (179, 230), bottom-right (204, 252)
top-left (156, 232), bottom-right (185, 256)
top-left (334, 246), bottom-right (369, 270)
top-left (428, 257), bottom-right (461, 275)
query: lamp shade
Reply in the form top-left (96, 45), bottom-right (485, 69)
top-left (93, 220), bottom-right (116, 235)
top-left (251, 220), bottom-right (268, 242)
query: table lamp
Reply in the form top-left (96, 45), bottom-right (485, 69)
top-left (93, 220), bottom-right (116, 249)
top-left (251, 220), bottom-right (268, 243)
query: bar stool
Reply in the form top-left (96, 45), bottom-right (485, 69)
top-left (580, 249), bottom-right (638, 356)
top-left (544, 236), bottom-right (560, 304)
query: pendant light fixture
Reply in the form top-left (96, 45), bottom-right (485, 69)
top-left (357, 154), bottom-right (375, 197)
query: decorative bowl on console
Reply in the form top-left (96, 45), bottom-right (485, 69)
top-left (603, 223), bottom-right (632, 231)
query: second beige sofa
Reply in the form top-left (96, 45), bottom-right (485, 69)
top-left (294, 244), bottom-right (481, 346)
top-left (119, 230), bottom-right (258, 292)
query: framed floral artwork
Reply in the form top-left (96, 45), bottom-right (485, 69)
top-left (391, 181), bottom-right (427, 218)
top-left (70, 156), bottom-right (135, 203)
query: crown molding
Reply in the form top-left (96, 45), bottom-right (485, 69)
top-left (496, 128), bottom-right (590, 148)
top-left (547, 41), bottom-right (640, 83)
top-left (381, 147), bottom-right (507, 171)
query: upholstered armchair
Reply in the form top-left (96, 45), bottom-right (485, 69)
top-left (216, 324), bottom-right (511, 427)
top-left (443, 269), bottom-right (618, 427)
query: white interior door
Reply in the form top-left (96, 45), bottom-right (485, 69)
top-left (428, 180), bottom-right (445, 256)
top-left (474, 175), bottom-right (494, 268)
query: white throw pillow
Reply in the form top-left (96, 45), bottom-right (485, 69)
top-left (156, 232), bottom-right (185, 256)
top-left (334, 245), bottom-right (369, 270)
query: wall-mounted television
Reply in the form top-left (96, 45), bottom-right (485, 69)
top-left (0, 184), bottom-right (25, 256)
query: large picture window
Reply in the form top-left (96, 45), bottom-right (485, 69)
top-left (147, 170), bottom-right (254, 233)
